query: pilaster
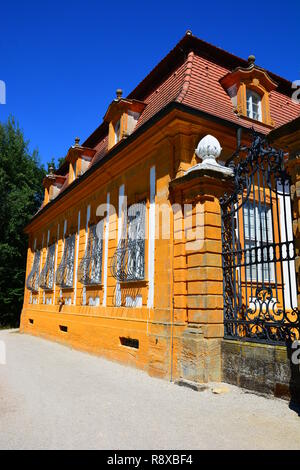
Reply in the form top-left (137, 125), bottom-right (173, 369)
top-left (170, 135), bottom-right (234, 383)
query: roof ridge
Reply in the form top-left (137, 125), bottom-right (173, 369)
top-left (175, 51), bottom-right (194, 103)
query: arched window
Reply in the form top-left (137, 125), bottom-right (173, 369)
top-left (246, 89), bottom-right (262, 121)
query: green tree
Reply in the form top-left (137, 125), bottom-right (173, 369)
top-left (0, 117), bottom-right (45, 327)
top-left (46, 156), bottom-right (65, 173)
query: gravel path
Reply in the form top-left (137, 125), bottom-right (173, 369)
top-left (0, 329), bottom-right (299, 450)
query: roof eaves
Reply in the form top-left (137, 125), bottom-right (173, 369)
top-left (269, 115), bottom-right (300, 142)
top-left (25, 101), bottom-right (259, 231)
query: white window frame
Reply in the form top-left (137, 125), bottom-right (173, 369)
top-left (126, 201), bottom-right (146, 281)
top-left (55, 234), bottom-right (76, 288)
top-left (39, 243), bottom-right (56, 290)
top-left (246, 89), bottom-right (262, 122)
top-left (26, 250), bottom-right (41, 293)
top-left (243, 201), bottom-right (274, 282)
top-left (114, 119), bottom-right (121, 144)
top-left (78, 222), bottom-right (103, 286)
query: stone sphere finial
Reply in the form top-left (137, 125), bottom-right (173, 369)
top-left (74, 136), bottom-right (80, 147)
top-left (186, 29), bottom-right (192, 36)
top-left (195, 134), bottom-right (222, 165)
top-left (49, 165), bottom-right (54, 175)
top-left (116, 88), bottom-right (123, 100)
top-left (248, 54), bottom-right (256, 66)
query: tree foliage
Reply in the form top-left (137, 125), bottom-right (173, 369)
top-left (47, 156), bottom-right (65, 172)
top-left (0, 117), bottom-right (46, 327)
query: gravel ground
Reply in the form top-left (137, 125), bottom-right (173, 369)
top-left (0, 328), bottom-right (299, 450)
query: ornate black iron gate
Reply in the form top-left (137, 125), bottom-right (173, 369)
top-left (220, 132), bottom-right (300, 345)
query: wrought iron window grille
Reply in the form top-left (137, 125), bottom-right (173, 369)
top-left (220, 131), bottom-right (300, 345)
top-left (78, 223), bottom-right (103, 286)
top-left (111, 201), bottom-right (146, 282)
top-left (39, 244), bottom-right (56, 290)
top-left (55, 234), bottom-right (75, 288)
top-left (26, 250), bottom-right (41, 293)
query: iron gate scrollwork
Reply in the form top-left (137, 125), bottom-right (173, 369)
top-left (220, 132), bottom-right (300, 345)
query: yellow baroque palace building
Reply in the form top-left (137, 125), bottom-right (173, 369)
top-left (21, 32), bottom-right (300, 398)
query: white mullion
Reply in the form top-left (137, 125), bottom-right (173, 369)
top-left (53, 223), bottom-right (60, 304)
top-left (103, 192), bottom-right (110, 307)
top-left (147, 166), bottom-right (156, 308)
top-left (82, 205), bottom-right (91, 306)
top-left (42, 230), bottom-right (50, 304)
top-left (85, 205), bottom-right (91, 248)
top-left (38, 233), bottom-right (44, 304)
top-left (73, 210), bottom-right (81, 305)
top-left (59, 220), bottom-right (67, 299)
top-left (249, 93), bottom-right (253, 119)
top-left (257, 98), bottom-right (262, 121)
top-left (116, 185), bottom-right (125, 306)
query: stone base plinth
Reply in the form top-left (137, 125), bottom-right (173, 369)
top-left (222, 339), bottom-right (300, 403)
top-left (178, 325), bottom-right (221, 383)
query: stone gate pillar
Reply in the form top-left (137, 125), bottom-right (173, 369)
top-left (170, 135), bottom-right (233, 384)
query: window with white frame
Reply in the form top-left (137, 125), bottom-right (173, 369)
top-left (78, 222), bottom-right (103, 285)
top-left (73, 161), bottom-right (77, 178)
top-left (55, 234), bottom-right (75, 288)
top-left (246, 90), bottom-right (262, 121)
top-left (26, 250), bottom-right (41, 292)
top-left (127, 202), bottom-right (146, 281)
top-left (39, 243), bottom-right (56, 290)
top-left (243, 201), bottom-right (274, 282)
top-left (114, 119), bottom-right (121, 144)
top-left (111, 201), bottom-right (146, 282)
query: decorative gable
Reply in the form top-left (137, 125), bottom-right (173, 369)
top-left (104, 89), bottom-right (146, 150)
top-left (220, 55), bottom-right (278, 126)
top-left (42, 168), bottom-right (67, 205)
top-left (65, 137), bottom-right (97, 183)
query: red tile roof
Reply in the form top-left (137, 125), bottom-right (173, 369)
top-left (36, 33), bottom-right (300, 212)
top-left (84, 34), bottom-right (299, 164)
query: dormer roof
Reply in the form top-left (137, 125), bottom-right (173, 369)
top-left (220, 60), bottom-right (278, 92)
top-left (43, 172), bottom-right (66, 189)
top-left (103, 98), bottom-right (146, 123)
top-left (65, 139), bottom-right (97, 163)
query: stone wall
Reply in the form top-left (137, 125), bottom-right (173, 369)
top-left (222, 339), bottom-right (300, 403)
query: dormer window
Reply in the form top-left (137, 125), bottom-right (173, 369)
top-left (246, 90), bottom-right (262, 121)
top-left (114, 119), bottom-right (121, 144)
top-left (72, 160), bottom-right (77, 180)
top-left (220, 55), bottom-right (277, 127)
top-left (42, 168), bottom-right (66, 206)
top-left (104, 89), bottom-right (147, 150)
top-left (65, 137), bottom-right (96, 186)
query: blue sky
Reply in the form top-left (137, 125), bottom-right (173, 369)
top-left (1, 0), bottom-right (299, 167)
